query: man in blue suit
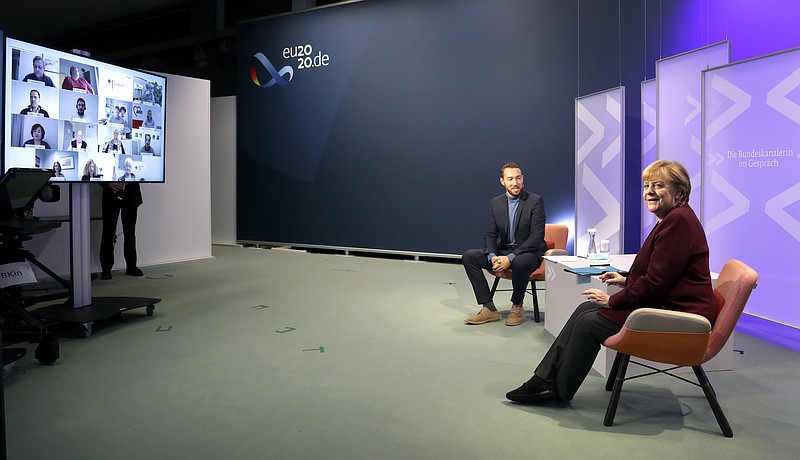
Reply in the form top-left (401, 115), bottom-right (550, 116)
top-left (462, 162), bottom-right (547, 326)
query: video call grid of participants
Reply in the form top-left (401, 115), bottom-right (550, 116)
top-left (23, 150), bottom-right (165, 183)
top-left (5, 42), bottom-right (164, 182)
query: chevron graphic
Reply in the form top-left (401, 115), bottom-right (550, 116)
top-left (547, 263), bottom-right (556, 281)
top-left (576, 101), bottom-right (604, 164)
top-left (706, 151), bottom-right (724, 166)
top-left (642, 100), bottom-right (656, 153)
top-left (766, 65), bottom-right (800, 126)
top-left (690, 172), bottom-right (701, 209)
top-left (707, 73), bottom-right (751, 140)
top-left (705, 171), bottom-right (751, 235)
top-left (691, 134), bottom-right (701, 156)
top-left (581, 163), bottom-right (621, 240)
top-left (601, 135), bottom-right (620, 168)
top-left (765, 182), bottom-right (800, 243)
top-left (607, 93), bottom-right (621, 122)
top-left (684, 94), bottom-right (701, 125)
top-left (600, 94), bottom-right (622, 168)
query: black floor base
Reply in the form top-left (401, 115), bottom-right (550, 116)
top-left (2, 348), bottom-right (27, 367)
top-left (33, 297), bottom-right (160, 323)
top-left (33, 297), bottom-right (160, 338)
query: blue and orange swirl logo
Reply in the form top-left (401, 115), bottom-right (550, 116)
top-left (250, 52), bottom-right (293, 88)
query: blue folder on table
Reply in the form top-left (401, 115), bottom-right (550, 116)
top-left (564, 266), bottom-right (624, 276)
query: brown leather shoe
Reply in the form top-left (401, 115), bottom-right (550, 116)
top-left (464, 307), bottom-right (501, 325)
top-left (505, 305), bottom-right (526, 326)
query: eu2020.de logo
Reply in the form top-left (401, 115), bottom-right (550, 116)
top-left (250, 52), bottom-right (293, 88)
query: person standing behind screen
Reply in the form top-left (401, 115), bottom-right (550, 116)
top-left (20, 89), bottom-right (50, 117)
top-left (72, 97), bottom-right (88, 122)
top-left (142, 109), bottom-right (155, 128)
top-left (102, 128), bottom-right (125, 153)
top-left (139, 134), bottom-right (155, 154)
top-left (62, 66), bottom-right (95, 94)
top-left (23, 123), bottom-right (51, 149)
top-left (71, 130), bottom-right (87, 150)
top-left (22, 56), bottom-right (55, 87)
top-left (81, 159), bottom-right (99, 180)
top-left (462, 162), bottom-right (548, 326)
top-left (99, 176), bottom-right (143, 279)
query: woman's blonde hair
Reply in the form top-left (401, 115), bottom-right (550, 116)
top-left (83, 159), bottom-right (97, 177)
top-left (642, 160), bottom-right (690, 206)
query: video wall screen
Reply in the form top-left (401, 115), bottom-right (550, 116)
top-left (2, 37), bottom-right (166, 183)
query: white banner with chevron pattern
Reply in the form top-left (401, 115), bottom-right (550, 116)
top-left (641, 79), bottom-right (657, 244)
top-left (656, 41), bottom-right (730, 211)
top-left (702, 46), bottom-right (800, 327)
top-left (574, 87), bottom-right (624, 257)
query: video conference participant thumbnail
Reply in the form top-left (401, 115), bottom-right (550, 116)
top-left (71, 129), bottom-right (88, 150)
top-left (101, 98), bottom-right (132, 134)
top-left (133, 129), bottom-right (161, 156)
top-left (58, 93), bottom-right (99, 123)
top-left (113, 154), bottom-right (147, 182)
top-left (20, 89), bottom-right (50, 117)
top-left (64, 122), bottom-right (98, 153)
top-left (81, 158), bottom-right (101, 181)
top-left (11, 80), bottom-right (59, 119)
top-left (38, 150), bottom-right (80, 181)
top-left (140, 133), bottom-right (155, 154)
top-left (9, 114), bottom-right (58, 150)
top-left (21, 55), bottom-right (56, 87)
top-left (101, 126), bottom-right (130, 154)
top-left (24, 123), bottom-right (52, 149)
top-left (133, 77), bottom-right (163, 106)
top-left (132, 105), bottom-right (162, 129)
top-left (60, 63), bottom-right (97, 94)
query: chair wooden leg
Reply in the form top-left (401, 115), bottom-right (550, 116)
top-left (692, 366), bottom-right (733, 437)
top-left (604, 353), bottom-right (630, 427)
top-left (606, 352), bottom-right (623, 391)
top-left (530, 280), bottom-right (541, 323)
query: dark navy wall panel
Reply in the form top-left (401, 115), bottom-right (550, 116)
top-left (237, 0), bottom-right (581, 254)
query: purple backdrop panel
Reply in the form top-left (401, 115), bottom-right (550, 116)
top-left (657, 41), bottom-right (730, 211)
top-left (703, 46), bottom-right (800, 327)
top-left (641, 79), bottom-right (657, 244)
top-left (575, 87), bottom-right (624, 256)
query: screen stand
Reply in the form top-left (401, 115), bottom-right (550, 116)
top-left (71, 183), bottom-right (92, 307)
top-left (33, 184), bottom-right (160, 337)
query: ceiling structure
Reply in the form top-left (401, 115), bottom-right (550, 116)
top-left (0, 0), bottom-right (347, 96)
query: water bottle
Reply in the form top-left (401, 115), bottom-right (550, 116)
top-left (587, 228), bottom-right (597, 257)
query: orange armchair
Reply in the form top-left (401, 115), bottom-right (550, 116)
top-left (602, 259), bottom-right (758, 437)
top-left (489, 224), bottom-right (569, 322)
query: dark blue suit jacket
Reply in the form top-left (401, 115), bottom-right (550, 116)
top-left (484, 189), bottom-right (547, 262)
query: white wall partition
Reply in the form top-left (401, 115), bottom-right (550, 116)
top-left (641, 79), bottom-right (657, 244)
top-left (211, 96), bottom-right (237, 245)
top-left (657, 41), bottom-right (729, 211)
top-left (575, 87), bottom-right (625, 256)
top-left (702, 47), bottom-right (800, 328)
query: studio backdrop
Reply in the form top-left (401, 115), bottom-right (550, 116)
top-left (236, 0), bottom-right (579, 255)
